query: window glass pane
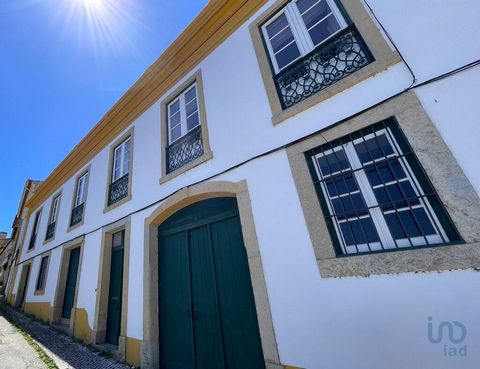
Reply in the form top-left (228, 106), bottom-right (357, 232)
top-left (275, 42), bottom-right (302, 70)
top-left (170, 125), bottom-right (182, 142)
top-left (123, 140), bottom-right (131, 175)
top-left (265, 12), bottom-right (289, 39)
top-left (307, 13), bottom-right (341, 46)
top-left (316, 149), bottom-right (349, 177)
top-left (186, 111), bottom-right (200, 131)
top-left (299, 0), bottom-right (331, 30)
top-left (413, 208), bottom-right (436, 235)
top-left (270, 27), bottom-right (296, 54)
top-left (185, 98), bottom-right (198, 118)
top-left (169, 112), bottom-right (181, 130)
top-left (184, 85), bottom-right (197, 104)
top-left (296, 0), bottom-right (321, 14)
top-left (169, 100), bottom-right (180, 116)
top-left (340, 218), bottom-right (379, 246)
top-left (355, 134), bottom-right (394, 164)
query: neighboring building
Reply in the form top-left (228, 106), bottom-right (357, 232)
top-left (8, 1), bottom-right (480, 368)
top-left (0, 232), bottom-right (12, 289)
top-left (3, 180), bottom-right (42, 303)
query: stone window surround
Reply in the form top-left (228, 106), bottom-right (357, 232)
top-left (159, 69), bottom-right (213, 184)
top-left (142, 180), bottom-right (282, 369)
top-left (92, 218), bottom-right (131, 362)
top-left (51, 235), bottom-right (85, 335)
top-left (67, 165), bottom-right (91, 233)
top-left (104, 127), bottom-right (135, 213)
top-left (44, 189), bottom-right (63, 245)
top-left (249, 0), bottom-right (402, 126)
top-left (287, 92), bottom-right (480, 277)
top-left (34, 250), bottom-right (52, 296)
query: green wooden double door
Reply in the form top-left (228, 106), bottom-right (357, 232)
top-left (158, 198), bottom-right (265, 369)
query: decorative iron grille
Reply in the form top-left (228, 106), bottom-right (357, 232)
top-left (274, 26), bottom-right (374, 109)
top-left (70, 203), bottom-right (85, 227)
top-left (108, 174), bottom-right (129, 206)
top-left (166, 125), bottom-right (204, 174)
top-left (45, 222), bottom-right (56, 240)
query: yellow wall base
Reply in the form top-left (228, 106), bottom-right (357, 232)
top-left (125, 337), bottom-right (141, 367)
top-left (24, 302), bottom-right (52, 323)
top-left (284, 366), bottom-right (305, 369)
top-left (73, 308), bottom-right (93, 344)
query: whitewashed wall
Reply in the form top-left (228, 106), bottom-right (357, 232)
top-left (13, 0), bottom-right (480, 367)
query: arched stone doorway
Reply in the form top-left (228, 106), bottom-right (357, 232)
top-left (142, 181), bottom-right (282, 369)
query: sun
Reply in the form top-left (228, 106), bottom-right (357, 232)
top-left (75, 0), bottom-right (105, 11)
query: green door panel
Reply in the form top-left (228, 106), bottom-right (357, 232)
top-left (61, 247), bottom-right (81, 319)
top-left (158, 198), bottom-right (265, 369)
top-left (210, 217), bottom-right (265, 369)
top-left (189, 226), bottom-right (225, 369)
top-left (159, 232), bottom-right (195, 369)
top-left (106, 244), bottom-right (124, 345)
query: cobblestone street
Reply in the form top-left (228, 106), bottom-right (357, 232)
top-left (0, 304), bottom-right (134, 369)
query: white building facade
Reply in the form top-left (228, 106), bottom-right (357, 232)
top-left (7, 1), bottom-right (480, 368)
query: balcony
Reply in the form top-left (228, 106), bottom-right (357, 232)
top-left (70, 203), bottom-right (85, 227)
top-left (166, 125), bottom-right (204, 174)
top-left (108, 174), bottom-right (129, 206)
top-left (274, 26), bottom-right (374, 109)
top-left (45, 222), bottom-right (56, 241)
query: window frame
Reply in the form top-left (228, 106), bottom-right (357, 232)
top-left (286, 92), bottom-right (480, 277)
top-left (104, 128), bottom-right (135, 213)
top-left (249, 0), bottom-right (402, 125)
top-left (45, 191), bottom-right (62, 243)
top-left (68, 165), bottom-right (91, 231)
top-left (112, 137), bottom-right (131, 183)
top-left (75, 172), bottom-right (89, 207)
top-left (34, 254), bottom-right (50, 295)
top-left (167, 83), bottom-right (201, 145)
top-left (309, 122), bottom-right (454, 256)
top-left (28, 209), bottom-right (42, 251)
top-left (160, 70), bottom-right (213, 184)
top-left (261, 0), bottom-right (347, 73)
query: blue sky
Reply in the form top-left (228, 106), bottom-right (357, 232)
top-left (0, 0), bottom-right (208, 233)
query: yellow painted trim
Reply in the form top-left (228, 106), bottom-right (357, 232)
top-left (24, 302), bottom-right (52, 323)
top-left (73, 308), bottom-right (93, 344)
top-left (125, 337), bottom-right (142, 367)
top-left (26, 0), bottom-right (268, 211)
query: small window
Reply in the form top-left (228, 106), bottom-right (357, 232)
top-left (112, 138), bottom-right (131, 182)
top-left (75, 172), bottom-right (88, 207)
top-left (307, 118), bottom-right (460, 255)
top-left (262, 0), bottom-right (347, 73)
top-left (45, 194), bottom-right (61, 241)
top-left (70, 171), bottom-right (89, 227)
top-left (28, 210), bottom-right (42, 250)
top-left (167, 84), bottom-right (201, 144)
top-left (35, 255), bottom-right (49, 291)
top-left (165, 83), bottom-right (204, 174)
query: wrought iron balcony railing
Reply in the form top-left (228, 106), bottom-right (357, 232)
top-left (70, 203), bottom-right (85, 227)
top-left (274, 25), bottom-right (374, 109)
top-left (166, 125), bottom-right (204, 174)
top-left (108, 174), bottom-right (129, 206)
top-left (45, 222), bottom-right (56, 240)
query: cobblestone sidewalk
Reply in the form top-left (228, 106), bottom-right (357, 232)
top-left (0, 304), bottom-right (134, 369)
